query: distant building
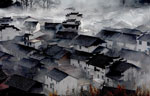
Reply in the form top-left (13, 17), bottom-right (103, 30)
top-left (106, 61), bottom-right (141, 88)
top-left (45, 44), bottom-right (70, 65)
top-left (70, 50), bottom-right (93, 69)
top-left (66, 12), bottom-right (83, 21)
top-left (97, 28), bottom-right (142, 51)
top-left (45, 68), bottom-right (78, 95)
top-left (72, 35), bottom-right (106, 53)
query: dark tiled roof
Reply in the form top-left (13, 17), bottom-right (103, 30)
top-left (53, 49), bottom-right (69, 59)
top-left (119, 49), bottom-right (146, 62)
top-left (29, 52), bottom-right (46, 61)
top-left (87, 54), bottom-right (113, 69)
top-left (66, 12), bottom-right (80, 16)
top-left (97, 29), bottom-right (137, 44)
top-left (45, 45), bottom-right (63, 56)
top-left (71, 50), bottom-right (93, 61)
top-left (5, 75), bottom-right (39, 92)
top-left (56, 31), bottom-right (78, 39)
top-left (0, 24), bottom-right (20, 31)
top-left (47, 68), bottom-right (68, 82)
top-left (107, 61), bottom-right (140, 80)
top-left (18, 58), bottom-right (39, 68)
top-left (138, 34), bottom-right (150, 42)
top-left (73, 35), bottom-right (105, 47)
top-left (40, 57), bottom-right (56, 66)
top-left (45, 45), bottom-right (68, 59)
top-left (121, 28), bottom-right (142, 36)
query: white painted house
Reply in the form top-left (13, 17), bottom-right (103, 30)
top-left (70, 50), bottom-right (93, 69)
top-left (72, 35), bottom-right (106, 53)
top-left (18, 31), bottom-right (45, 49)
top-left (0, 24), bottom-right (21, 41)
top-left (106, 61), bottom-right (142, 89)
top-left (137, 34), bottom-right (150, 54)
top-left (97, 28), bottom-right (139, 51)
top-left (45, 68), bottom-right (78, 95)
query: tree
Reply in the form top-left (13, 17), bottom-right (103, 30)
top-left (0, 0), bottom-right (13, 8)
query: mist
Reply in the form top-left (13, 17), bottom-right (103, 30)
top-left (1, 0), bottom-right (150, 89)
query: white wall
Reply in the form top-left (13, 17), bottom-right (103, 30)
top-left (0, 28), bottom-right (20, 41)
top-left (74, 45), bottom-right (98, 53)
top-left (137, 40), bottom-right (150, 54)
top-left (45, 75), bottom-right (78, 95)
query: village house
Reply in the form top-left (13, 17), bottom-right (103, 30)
top-left (18, 31), bottom-right (45, 49)
top-left (106, 61), bottom-right (142, 89)
top-left (86, 54), bottom-right (116, 88)
top-left (70, 50), bottom-right (93, 69)
top-left (62, 20), bottom-right (81, 30)
top-left (72, 35), bottom-right (106, 53)
top-left (55, 29), bottom-right (78, 48)
top-left (137, 34), bottom-right (150, 54)
top-left (17, 58), bottom-right (43, 78)
top-left (40, 57), bottom-right (58, 69)
top-left (66, 12), bottom-right (83, 21)
top-left (44, 68), bottom-right (78, 95)
top-left (119, 48), bottom-right (150, 68)
top-left (0, 24), bottom-right (21, 41)
top-left (97, 28), bottom-right (138, 51)
top-left (5, 74), bottom-right (44, 94)
top-left (44, 44), bottom-right (70, 65)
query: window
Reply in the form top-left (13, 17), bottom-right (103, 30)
top-left (78, 60), bottom-right (80, 64)
top-left (79, 46), bottom-right (82, 49)
top-left (147, 42), bottom-right (150, 46)
top-left (139, 41), bottom-right (142, 45)
top-left (97, 74), bottom-right (99, 78)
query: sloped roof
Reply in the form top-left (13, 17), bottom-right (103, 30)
top-left (56, 31), bottom-right (78, 39)
top-left (73, 35), bottom-right (105, 47)
top-left (87, 54), bottom-right (113, 69)
top-left (138, 34), bottom-right (150, 42)
top-left (97, 29), bottom-right (137, 44)
top-left (45, 45), bottom-right (68, 59)
top-left (5, 75), bottom-right (39, 92)
top-left (18, 58), bottom-right (39, 68)
top-left (0, 24), bottom-right (20, 31)
top-left (47, 68), bottom-right (68, 82)
top-left (119, 49), bottom-right (146, 62)
top-left (29, 52), bottom-right (46, 61)
top-left (71, 50), bottom-right (93, 61)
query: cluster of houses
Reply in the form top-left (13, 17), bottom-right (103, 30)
top-left (0, 11), bottom-right (148, 96)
